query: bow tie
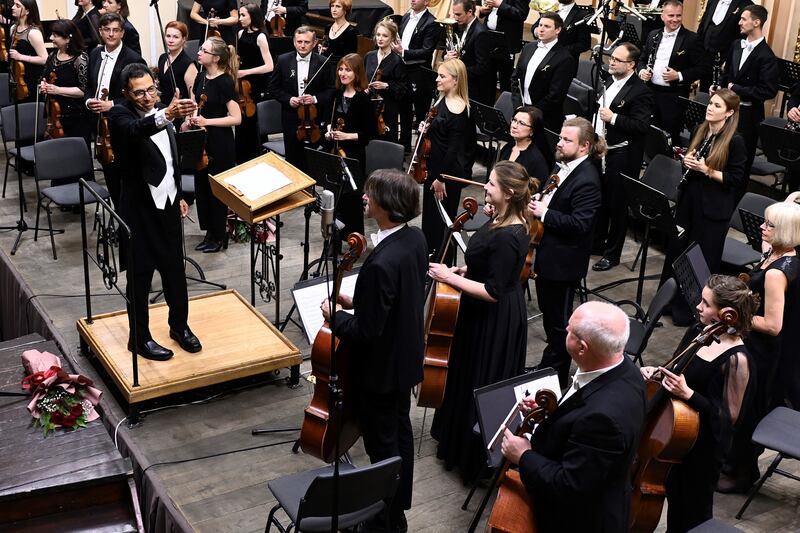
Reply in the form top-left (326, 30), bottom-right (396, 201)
top-left (741, 40), bottom-right (754, 50)
top-left (557, 162), bottom-right (570, 173)
top-left (662, 31), bottom-right (677, 39)
top-left (537, 41), bottom-right (548, 49)
top-left (297, 56), bottom-right (310, 63)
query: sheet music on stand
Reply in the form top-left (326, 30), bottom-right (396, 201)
top-left (291, 269), bottom-right (360, 344)
top-left (436, 200), bottom-right (467, 253)
top-left (223, 163), bottom-right (292, 201)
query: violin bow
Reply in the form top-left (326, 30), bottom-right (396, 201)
top-left (150, 0), bottom-right (179, 97)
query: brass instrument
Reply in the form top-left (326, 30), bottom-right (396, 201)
top-left (438, 18), bottom-right (462, 55)
top-left (530, 0), bottom-right (559, 13)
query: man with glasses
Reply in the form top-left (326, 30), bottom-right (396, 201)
top-left (592, 42), bottom-right (653, 272)
top-left (109, 63), bottom-right (201, 361)
top-left (85, 12), bottom-right (145, 210)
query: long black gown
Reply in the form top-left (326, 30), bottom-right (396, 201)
top-left (235, 29), bottom-right (270, 163)
top-left (776, 249), bottom-right (800, 408)
top-left (430, 222), bottom-right (529, 483)
top-left (364, 50), bottom-right (406, 144)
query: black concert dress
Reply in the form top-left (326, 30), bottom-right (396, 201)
top-left (364, 50), bottom-right (406, 144)
top-left (43, 51), bottom-right (93, 148)
top-left (430, 222), bottom-right (529, 483)
top-left (193, 0), bottom-right (238, 44)
top-left (235, 29), bottom-right (270, 163)
top-left (158, 50), bottom-right (196, 101)
top-left (776, 249), bottom-right (800, 408)
top-left (12, 27), bottom-right (44, 104)
top-left (322, 24), bottom-right (358, 61)
top-left (72, 7), bottom-right (102, 50)
top-left (497, 142), bottom-right (550, 183)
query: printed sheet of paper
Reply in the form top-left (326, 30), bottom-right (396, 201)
top-left (487, 373), bottom-right (562, 451)
top-left (436, 200), bottom-right (467, 253)
top-left (223, 162), bottom-right (292, 202)
top-left (292, 273), bottom-right (359, 345)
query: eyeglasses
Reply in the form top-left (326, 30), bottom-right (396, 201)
top-left (609, 56), bottom-right (632, 63)
top-left (511, 117), bottom-right (532, 128)
top-left (131, 86), bottom-right (159, 99)
top-left (101, 27), bottom-right (123, 34)
top-left (199, 47), bottom-right (218, 56)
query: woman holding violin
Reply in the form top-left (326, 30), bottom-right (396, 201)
top-left (157, 21), bottom-right (198, 111)
top-left (496, 106), bottom-right (551, 182)
top-left (325, 53), bottom-right (376, 238)
top-left (428, 160), bottom-right (531, 483)
top-left (190, 0), bottom-right (239, 45)
top-left (235, 3), bottom-right (274, 164)
top-left (420, 58), bottom-right (476, 259)
top-left (40, 20), bottom-right (92, 152)
top-left (9, 0), bottom-right (47, 104)
top-left (101, 0), bottom-right (140, 56)
top-left (318, 0), bottom-right (358, 60)
top-left (185, 36), bottom-right (242, 253)
top-left (72, 0), bottom-right (102, 51)
top-left (364, 19), bottom-right (406, 144)
top-left (640, 275), bottom-right (757, 532)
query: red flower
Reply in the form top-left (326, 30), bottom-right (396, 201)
top-left (70, 404), bottom-right (84, 416)
top-left (62, 415), bottom-right (78, 427)
top-left (50, 412), bottom-right (65, 425)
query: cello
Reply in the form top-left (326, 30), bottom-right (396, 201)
top-left (407, 98), bottom-right (438, 184)
top-left (299, 232), bottom-right (367, 463)
top-left (417, 197), bottom-right (478, 408)
top-left (486, 388), bottom-right (559, 533)
top-left (629, 308), bottom-right (739, 532)
top-left (519, 174), bottom-right (559, 282)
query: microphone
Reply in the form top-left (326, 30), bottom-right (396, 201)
top-left (319, 189), bottom-right (335, 240)
top-left (340, 157), bottom-right (358, 191)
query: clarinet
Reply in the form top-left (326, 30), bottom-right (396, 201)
top-left (712, 52), bottom-right (721, 89)
top-left (786, 119), bottom-right (800, 133)
top-left (646, 31), bottom-right (662, 71)
top-left (681, 134), bottom-right (715, 182)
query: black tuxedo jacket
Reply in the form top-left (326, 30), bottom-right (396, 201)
top-left (335, 225), bottom-right (428, 394)
top-left (86, 45), bottom-right (146, 105)
top-left (697, 0), bottom-right (749, 54)
top-left (534, 158), bottom-right (601, 281)
top-left (721, 38), bottom-right (779, 117)
top-left (789, 81), bottom-right (800, 111)
top-left (459, 20), bottom-right (493, 103)
top-left (511, 41), bottom-right (576, 131)
top-left (268, 51), bottom-right (336, 126)
top-left (601, 75), bottom-right (653, 151)
top-left (520, 357), bottom-right (646, 532)
top-left (399, 9), bottom-right (441, 66)
top-left (477, 0), bottom-right (529, 54)
top-left (637, 27), bottom-right (705, 94)
top-left (532, 4), bottom-right (591, 59)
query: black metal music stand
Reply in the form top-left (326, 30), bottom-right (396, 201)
top-left (471, 99), bottom-right (512, 176)
top-left (777, 59), bottom-right (800, 116)
top-left (603, 19), bottom-right (641, 47)
top-left (305, 148), bottom-right (364, 194)
top-left (680, 96), bottom-right (707, 139)
top-left (739, 208), bottom-right (766, 252)
top-left (671, 242), bottom-right (711, 322)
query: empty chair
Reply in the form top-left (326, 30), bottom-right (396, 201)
top-left (184, 39), bottom-right (200, 61)
top-left (619, 278), bottom-right (678, 366)
top-left (721, 192), bottom-right (775, 272)
top-left (0, 72), bottom-right (11, 129)
top-left (257, 99), bottom-right (285, 157)
top-left (1, 102), bottom-right (45, 200)
top-left (643, 125), bottom-right (673, 165)
top-left (757, 121), bottom-right (800, 192)
top-left (576, 59), bottom-right (596, 86)
top-left (564, 78), bottom-right (594, 120)
top-left (494, 91), bottom-right (514, 124)
top-left (365, 139), bottom-right (405, 176)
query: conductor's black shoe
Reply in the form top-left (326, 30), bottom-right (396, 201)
top-left (194, 235), bottom-right (211, 251)
top-left (592, 258), bottom-right (619, 271)
top-left (128, 340), bottom-right (174, 361)
top-left (170, 327), bottom-right (202, 353)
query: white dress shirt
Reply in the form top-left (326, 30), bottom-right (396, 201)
top-left (711, 0), bottom-right (732, 26)
top-left (265, 0), bottom-right (276, 21)
top-left (560, 357), bottom-right (624, 404)
top-left (401, 10), bottom-right (423, 53)
top-left (370, 223), bottom-right (405, 247)
top-left (539, 153), bottom-right (589, 221)
top-left (739, 36), bottom-right (763, 70)
top-left (98, 45), bottom-right (122, 96)
top-left (296, 54), bottom-right (310, 95)
top-left (523, 39), bottom-right (557, 105)
top-left (651, 29), bottom-right (678, 87)
top-left (487, 6), bottom-right (499, 30)
top-left (557, 2), bottom-right (575, 23)
top-left (595, 72), bottom-right (633, 135)
top-left (143, 107), bottom-right (178, 209)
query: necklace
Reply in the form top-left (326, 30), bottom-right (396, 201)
top-left (331, 21), bottom-right (346, 37)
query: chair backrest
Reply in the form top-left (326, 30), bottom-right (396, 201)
top-left (646, 278), bottom-right (678, 328)
top-left (365, 139), bottom-right (405, 176)
top-left (494, 91), bottom-right (514, 124)
top-left (257, 99), bottom-right (282, 137)
top-left (0, 73), bottom-right (11, 108)
top-left (758, 123), bottom-right (800, 174)
top-left (543, 128), bottom-right (559, 155)
top-left (34, 138), bottom-right (93, 183)
top-left (643, 125), bottom-right (672, 164)
top-left (729, 192), bottom-right (775, 232)
top-left (640, 154), bottom-right (682, 203)
top-left (576, 59), bottom-right (595, 87)
top-left (296, 457), bottom-right (402, 529)
top-left (1, 102), bottom-right (46, 143)
top-left (693, 92), bottom-right (710, 105)
top-left (564, 78), bottom-right (594, 119)
top-left (184, 40), bottom-right (200, 61)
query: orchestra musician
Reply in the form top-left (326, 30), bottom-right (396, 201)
top-left (9, 0), bottom-right (47, 104)
top-left (109, 63), bottom-right (201, 362)
top-left (72, 0), bottom-right (102, 51)
top-left (591, 42), bottom-right (654, 272)
top-left (658, 89), bottom-right (746, 325)
top-left (364, 19), bottom-right (407, 144)
top-left (637, 0), bottom-right (704, 146)
top-left (235, 3), bottom-right (274, 163)
top-left (501, 301), bottom-right (646, 532)
top-left (185, 36), bottom-right (242, 254)
top-left (445, 0), bottom-right (493, 106)
top-left (324, 53), bottom-right (377, 238)
top-left (715, 4), bottom-right (778, 182)
top-left (420, 58), bottom-right (476, 260)
top-left (530, 117), bottom-right (603, 389)
top-left (788, 81), bottom-right (800, 125)
top-left (533, 0), bottom-right (591, 60)
top-left (101, 0), bottom-right (140, 56)
top-left (428, 160), bottom-right (532, 483)
top-left (190, 0), bottom-right (239, 45)
top-left (262, 0), bottom-right (308, 37)
top-left (496, 106), bottom-right (550, 182)
top-left (157, 21), bottom-right (199, 112)
top-left (477, 0), bottom-right (529, 93)
top-left (393, 0), bottom-right (441, 152)
top-left (40, 20), bottom-right (93, 154)
top-left (640, 275), bottom-right (756, 531)
top-left (696, 0), bottom-right (750, 92)
top-left (320, 169), bottom-right (428, 533)
top-left (85, 12), bottom-right (146, 210)
top-left (268, 26), bottom-right (335, 172)
top-left (318, 0), bottom-right (358, 61)
top-left (510, 13), bottom-right (576, 134)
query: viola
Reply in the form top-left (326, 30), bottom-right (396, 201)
top-left (370, 68), bottom-right (388, 135)
top-left (629, 308), bottom-right (739, 532)
top-left (407, 99), bottom-right (438, 185)
top-left (195, 93), bottom-right (210, 171)
top-left (299, 232), bottom-right (367, 462)
top-left (204, 8), bottom-right (222, 40)
top-left (332, 117), bottom-right (346, 158)
top-left (95, 89), bottom-right (114, 165)
top-left (270, 0), bottom-right (286, 37)
top-left (12, 29), bottom-right (28, 101)
top-left (519, 174), bottom-right (559, 283)
top-left (486, 388), bottom-right (558, 533)
top-left (417, 196), bottom-right (478, 408)
top-left (296, 78), bottom-right (321, 144)
top-left (45, 73), bottom-right (65, 139)
top-left (237, 77), bottom-right (256, 118)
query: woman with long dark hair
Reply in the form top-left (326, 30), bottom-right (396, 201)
top-left (497, 106), bottom-right (550, 182)
top-left (101, 0), bottom-right (140, 55)
top-left (9, 0), bottom-right (47, 104)
top-left (72, 0), bottom-right (102, 50)
top-left (428, 160), bottom-right (532, 483)
top-left (364, 19), bottom-right (406, 144)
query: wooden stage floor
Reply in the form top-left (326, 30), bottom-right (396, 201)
top-left (2, 153), bottom-right (799, 531)
top-left (77, 290), bottom-right (301, 405)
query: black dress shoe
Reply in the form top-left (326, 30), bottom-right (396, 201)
top-left (194, 236), bottom-right (210, 251)
top-left (170, 327), bottom-right (202, 353)
top-left (128, 340), bottom-right (174, 361)
top-left (592, 258), bottom-right (619, 271)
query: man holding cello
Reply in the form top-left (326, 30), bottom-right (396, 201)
top-left (501, 301), bottom-right (645, 532)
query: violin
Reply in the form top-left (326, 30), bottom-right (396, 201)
top-left (270, 0), bottom-right (286, 37)
top-left (418, 196), bottom-right (478, 408)
top-left (407, 98), bottom-right (438, 185)
top-left (296, 78), bottom-right (321, 144)
top-left (238, 77), bottom-right (256, 117)
top-left (195, 93), bottom-right (210, 171)
top-left (12, 28), bottom-right (28, 101)
top-left (95, 88), bottom-right (114, 165)
top-left (299, 232), bottom-right (367, 462)
top-left (370, 68), bottom-right (388, 135)
top-left (519, 174), bottom-right (559, 283)
top-left (486, 388), bottom-right (558, 533)
top-left (332, 117), bottom-right (346, 158)
top-left (0, 6), bottom-right (7, 63)
top-left (45, 73), bottom-right (65, 139)
top-left (204, 8), bottom-right (222, 40)
top-left (629, 308), bottom-right (739, 532)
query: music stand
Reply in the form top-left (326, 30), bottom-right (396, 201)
top-left (680, 96), bottom-right (707, 138)
top-left (671, 242), bottom-right (711, 322)
top-left (623, 175), bottom-right (680, 305)
top-left (603, 19), bottom-right (641, 46)
top-left (739, 208), bottom-right (766, 252)
top-left (303, 148), bottom-right (364, 194)
top-left (471, 99), bottom-right (512, 176)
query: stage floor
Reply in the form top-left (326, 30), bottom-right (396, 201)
top-left (77, 290), bottom-right (301, 405)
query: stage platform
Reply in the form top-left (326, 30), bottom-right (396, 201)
top-left (76, 290), bottom-right (301, 406)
